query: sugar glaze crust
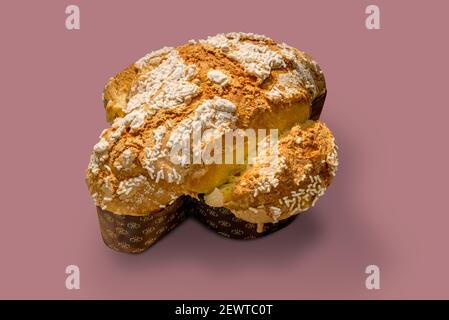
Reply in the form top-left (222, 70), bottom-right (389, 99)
top-left (86, 32), bottom-right (337, 223)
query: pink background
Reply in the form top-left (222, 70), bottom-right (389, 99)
top-left (0, 0), bottom-right (448, 299)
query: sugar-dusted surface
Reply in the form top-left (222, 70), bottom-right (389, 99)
top-left (87, 31), bottom-right (330, 217)
top-left (0, 0), bottom-right (448, 299)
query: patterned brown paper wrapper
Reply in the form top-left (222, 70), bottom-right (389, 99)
top-left (187, 197), bottom-right (297, 239)
top-left (96, 197), bottom-right (187, 253)
top-left (310, 90), bottom-right (326, 121)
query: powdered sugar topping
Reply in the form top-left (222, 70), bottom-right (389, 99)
top-left (167, 97), bottom-right (237, 166)
top-left (207, 70), bottom-right (228, 85)
top-left (116, 175), bottom-right (148, 198)
top-left (266, 68), bottom-right (316, 102)
top-left (201, 33), bottom-right (286, 82)
top-left (127, 50), bottom-right (200, 113)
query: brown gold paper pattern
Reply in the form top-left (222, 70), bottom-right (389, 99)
top-left (310, 90), bottom-right (326, 121)
top-left (96, 197), bottom-right (187, 253)
top-left (187, 197), bottom-right (297, 239)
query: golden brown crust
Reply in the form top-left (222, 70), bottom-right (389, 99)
top-left (87, 32), bottom-right (336, 222)
top-left (101, 34), bottom-right (325, 129)
top-left (103, 64), bottom-right (138, 123)
top-left (222, 121), bottom-right (338, 224)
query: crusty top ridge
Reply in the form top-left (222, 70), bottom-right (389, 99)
top-left (86, 32), bottom-right (337, 224)
top-left (103, 32), bottom-right (326, 125)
